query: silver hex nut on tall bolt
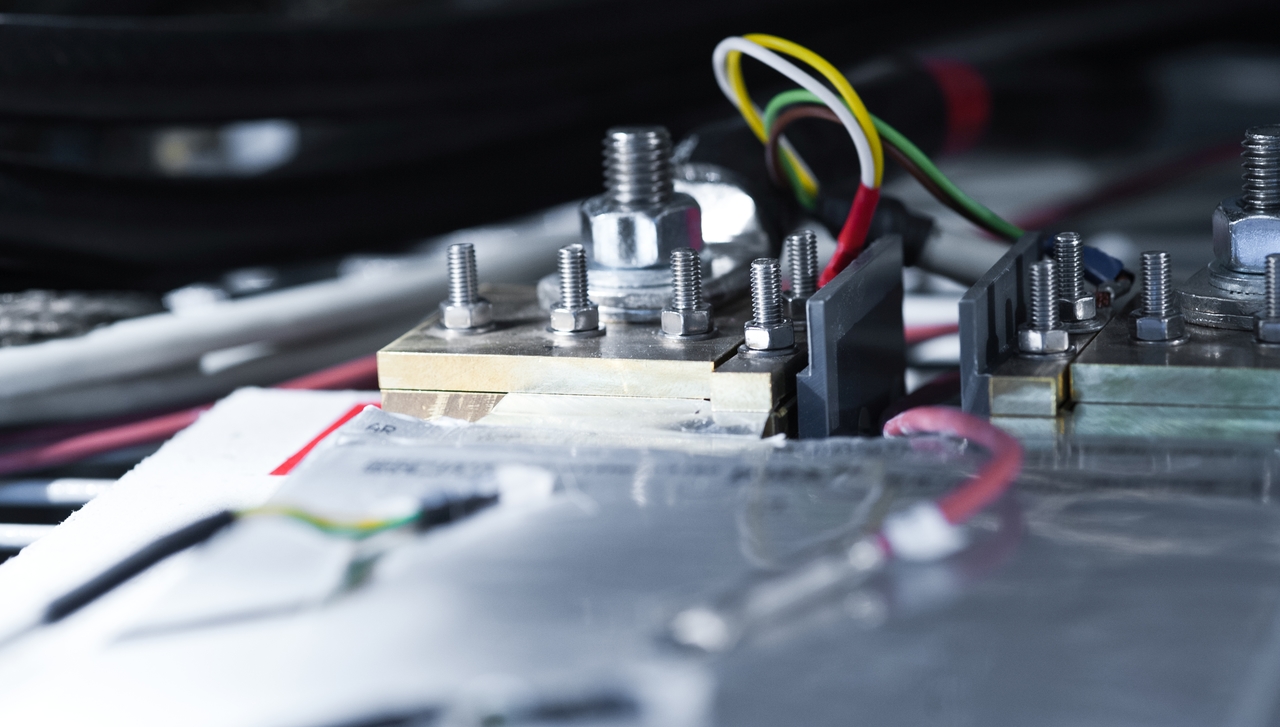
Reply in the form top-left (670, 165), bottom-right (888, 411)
top-left (661, 248), bottom-right (713, 337)
top-left (579, 126), bottom-right (702, 319)
top-left (784, 230), bottom-right (820, 325)
top-left (741, 258), bottom-right (795, 354)
top-left (549, 244), bottom-right (603, 336)
top-left (1018, 259), bottom-right (1072, 355)
top-left (1214, 126), bottom-right (1280, 274)
top-left (439, 242), bottom-right (494, 332)
top-left (1256, 253), bottom-right (1280, 343)
top-left (1130, 250), bottom-right (1187, 343)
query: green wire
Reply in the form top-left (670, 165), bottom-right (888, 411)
top-left (762, 89), bottom-right (1025, 241)
top-left (241, 507), bottom-right (419, 540)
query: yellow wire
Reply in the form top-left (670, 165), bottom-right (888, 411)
top-left (731, 34), bottom-right (885, 188)
top-left (725, 50), bottom-right (820, 198)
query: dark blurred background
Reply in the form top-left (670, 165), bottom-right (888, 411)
top-left (0, 0), bottom-right (1268, 291)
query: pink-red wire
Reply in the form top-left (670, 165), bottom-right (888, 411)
top-left (882, 406), bottom-right (1023, 525)
top-left (0, 355), bottom-right (379, 477)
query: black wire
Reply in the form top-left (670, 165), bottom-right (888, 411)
top-left (43, 510), bottom-right (236, 624)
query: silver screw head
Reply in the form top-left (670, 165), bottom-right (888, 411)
top-left (1129, 310), bottom-right (1187, 342)
top-left (1017, 327), bottom-right (1071, 354)
top-left (744, 320), bottom-right (795, 350)
top-left (661, 305), bottom-right (713, 337)
top-left (1256, 318), bottom-right (1280, 344)
top-left (440, 299), bottom-right (493, 330)
top-left (1058, 296), bottom-right (1097, 322)
top-left (549, 304), bottom-right (600, 334)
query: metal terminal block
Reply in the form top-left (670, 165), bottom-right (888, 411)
top-left (1054, 232), bottom-right (1097, 322)
top-left (1257, 253), bottom-right (1280, 344)
top-left (784, 229), bottom-right (819, 324)
top-left (1018, 259), bottom-right (1072, 355)
top-left (549, 244), bottom-right (602, 337)
top-left (661, 248), bottom-right (713, 338)
top-left (1130, 250), bottom-right (1187, 343)
top-left (439, 242), bottom-right (494, 332)
top-left (741, 258), bottom-right (795, 354)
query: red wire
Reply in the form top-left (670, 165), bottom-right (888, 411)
top-left (882, 406), bottom-right (1023, 525)
top-left (0, 354), bottom-right (380, 478)
top-left (904, 323), bottom-right (959, 346)
top-left (819, 183), bottom-right (880, 287)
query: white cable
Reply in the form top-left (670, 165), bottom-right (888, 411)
top-left (712, 36), bottom-right (876, 189)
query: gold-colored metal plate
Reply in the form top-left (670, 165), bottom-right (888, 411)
top-left (378, 284), bottom-right (752, 401)
top-left (380, 390), bottom-right (505, 422)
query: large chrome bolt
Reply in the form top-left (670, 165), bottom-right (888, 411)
top-left (439, 243), bottom-right (494, 331)
top-left (1256, 253), bottom-right (1280, 344)
top-left (1244, 126), bottom-right (1280, 211)
top-left (1130, 250), bottom-right (1187, 342)
top-left (1054, 232), bottom-right (1096, 321)
top-left (549, 244), bottom-right (602, 336)
top-left (742, 258), bottom-right (795, 352)
top-left (784, 229), bottom-right (820, 324)
top-left (1018, 259), bottom-right (1071, 354)
top-left (661, 248), bottom-right (713, 338)
top-left (1212, 126), bottom-right (1280, 274)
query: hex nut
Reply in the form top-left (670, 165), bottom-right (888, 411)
top-left (784, 293), bottom-right (808, 323)
top-left (1058, 296), bottom-right (1096, 322)
top-left (743, 321), bottom-right (795, 351)
top-left (1129, 311), bottom-right (1187, 342)
top-left (580, 193), bottom-right (702, 269)
top-left (661, 305), bottom-right (712, 336)
top-left (1212, 196), bottom-right (1280, 274)
top-left (1017, 327), bottom-right (1070, 354)
top-left (439, 299), bottom-right (493, 330)
top-left (550, 304), bottom-right (600, 333)
top-left (1256, 317), bottom-right (1280, 344)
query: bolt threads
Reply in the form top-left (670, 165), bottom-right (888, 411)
top-left (603, 126), bottom-right (674, 206)
top-left (557, 244), bottom-right (590, 309)
top-left (1029, 259), bottom-right (1059, 331)
top-left (786, 230), bottom-right (820, 300)
top-left (750, 258), bottom-right (783, 327)
top-left (1141, 251), bottom-right (1173, 318)
top-left (1243, 126), bottom-right (1280, 210)
top-left (669, 248), bottom-right (704, 311)
top-left (446, 243), bottom-right (479, 306)
top-left (1054, 232), bottom-right (1086, 302)
top-left (1267, 254), bottom-right (1280, 320)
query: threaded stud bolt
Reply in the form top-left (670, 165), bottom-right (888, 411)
top-left (661, 248), bottom-right (712, 337)
top-left (751, 258), bottom-right (783, 328)
top-left (1130, 250), bottom-right (1187, 343)
top-left (447, 243), bottom-right (479, 306)
top-left (1030, 259), bottom-right (1060, 331)
top-left (1053, 231), bottom-right (1096, 322)
top-left (1018, 258), bottom-right (1070, 354)
top-left (549, 244), bottom-right (601, 335)
top-left (1243, 126), bottom-right (1280, 211)
top-left (603, 126), bottom-right (674, 207)
top-left (742, 258), bottom-right (795, 353)
top-left (1141, 251), bottom-right (1173, 318)
top-left (786, 230), bottom-right (820, 301)
top-left (439, 242), bottom-right (493, 331)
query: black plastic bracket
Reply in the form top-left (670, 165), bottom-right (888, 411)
top-left (958, 232), bottom-right (1042, 415)
top-left (796, 236), bottom-right (905, 438)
